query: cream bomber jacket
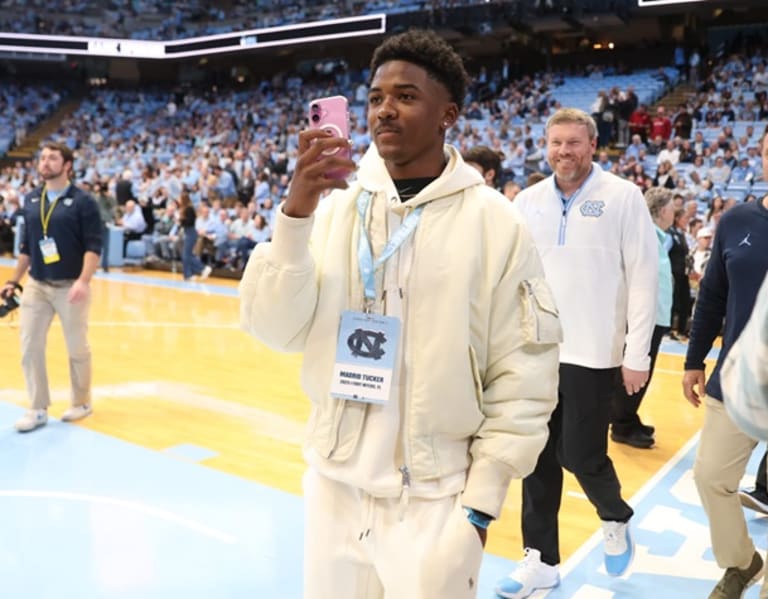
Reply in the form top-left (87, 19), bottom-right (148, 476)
top-left (239, 145), bottom-right (561, 519)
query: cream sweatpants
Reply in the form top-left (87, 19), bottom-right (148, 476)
top-left (302, 468), bottom-right (485, 599)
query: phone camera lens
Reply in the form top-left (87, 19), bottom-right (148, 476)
top-left (310, 104), bottom-right (320, 113)
top-left (311, 114), bottom-right (321, 123)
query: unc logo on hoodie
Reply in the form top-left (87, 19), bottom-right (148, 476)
top-left (580, 200), bottom-right (605, 218)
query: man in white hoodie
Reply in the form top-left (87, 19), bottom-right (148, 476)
top-left (239, 30), bottom-right (561, 599)
top-left (497, 108), bottom-right (658, 599)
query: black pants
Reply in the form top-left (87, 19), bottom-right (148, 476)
top-left (123, 230), bottom-right (143, 255)
top-left (671, 272), bottom-right (691, 334)
top-left (611, 325), bottom-right (668, 435)
top-left (0, 223), bottom-right (13, 254)
top-left (756, 450), bottom-right (767, 491)
top-left (101, 224), bottom-right (110, 270)
top-left (522, 364), bottom-right (634, 566)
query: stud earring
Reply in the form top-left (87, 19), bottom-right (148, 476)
top-left (443, 121), bottom-right (451, 127)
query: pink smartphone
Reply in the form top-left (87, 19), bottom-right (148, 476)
top-left (308, 95), bottom-right (351, 179)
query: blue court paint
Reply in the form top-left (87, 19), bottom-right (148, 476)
top-left (162, 443), bottom-right (219, 462)
top-left (0, 402), bottom-right (304, 599)
top-left (1, 264), bottom-right (759, 597)
top-left (525, 438), bottom-right (766, 599)
top-left (0, 402), bottom-right (519, 598)
top-left (6, 393), bottom-right (765, 598)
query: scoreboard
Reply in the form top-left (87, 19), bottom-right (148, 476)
top-left (0, 14), bottom-right (385, 60)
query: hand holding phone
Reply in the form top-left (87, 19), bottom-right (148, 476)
top-left (307, 95), bottom-right (352, 180)
top-left (282, 97), bottom-right (354, 218)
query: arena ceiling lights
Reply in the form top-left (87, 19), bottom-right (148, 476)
top-left (0, 14), bottom-right (386, 60)
top-left (637, 0), bottom-right (707, 5)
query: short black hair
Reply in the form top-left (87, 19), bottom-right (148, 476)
top-left (369, 29), bottom-right (469, 111)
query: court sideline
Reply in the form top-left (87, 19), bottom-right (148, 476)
top-left (0, 260), bottom-right (764, 598)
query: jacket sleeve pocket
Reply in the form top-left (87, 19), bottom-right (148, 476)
top-left (520, 278), bottom-right (563, 345)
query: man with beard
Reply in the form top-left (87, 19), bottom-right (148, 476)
top-left (498, 108), bottom-right (658, 598)
top-left (1, 141), bottom-right (102, 432)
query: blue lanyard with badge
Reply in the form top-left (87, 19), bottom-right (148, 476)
top-left (39, 186), bottom-right (66, 264)
top-left (329, 190), bottom-right (424, 404)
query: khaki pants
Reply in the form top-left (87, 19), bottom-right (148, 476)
top-left (303, 468), bottom-right (484, 599)
top-left (694, 396), bottom-right (766, 589)
top-left (19, 278), bottom-right (92, 410)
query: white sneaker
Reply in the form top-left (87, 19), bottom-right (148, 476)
top-left (61, 404), bottom-right (93, 422)
top-left (602, 520), bottom-right (634, 576)
top-left (495, 548), bottom-right (560, 599)
top-left (15, 409), bottom-right (48, 433)
top-left (200, 265), bottom-right (212, 280)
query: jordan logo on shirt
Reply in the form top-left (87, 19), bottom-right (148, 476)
top-left (739, 233), bottom-right (752, 247)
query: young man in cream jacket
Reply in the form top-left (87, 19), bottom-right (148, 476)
top-left (239, 30), bottom-right (561, 599)
top-left (498, 108), bottom-right (658, 598)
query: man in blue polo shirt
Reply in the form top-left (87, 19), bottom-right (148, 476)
top-left (0, 141), bottom-right (102, 433)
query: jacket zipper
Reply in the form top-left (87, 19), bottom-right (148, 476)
top-left (398, 205), bottom-right (414, 518)
top-left (558, 205), bottom-right (568, 246)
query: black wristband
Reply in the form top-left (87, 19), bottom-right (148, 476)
top-left (5, 280), bottom-right (23, 292)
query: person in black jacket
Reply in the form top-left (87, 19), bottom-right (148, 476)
top-left (682, 130), bottom-right (768, 598)
top-left (0, 141), bottom-right (102, 433)
top-left (178, 190), bottom-right (211, 282)
top-left (668, 208), bottom-right (691, 339)
top-left (0, 194), bottom-right (15, 254)
top-left (115, 169), bottom-right (136, 206)
top-left (672, 104), bottom-right (693, 139)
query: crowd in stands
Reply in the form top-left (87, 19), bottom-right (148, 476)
top-left (589, 49), bottom-right (768, 336)
top-left (1, 47), bottom-right (766, 293)
top-left (0, 84), bottom-right (63, 157)
top-left (0, 0), bottom-right (635, 40)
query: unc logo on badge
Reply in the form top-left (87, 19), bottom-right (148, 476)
top-left (347, 328), bottom-right (387, 360)
top-left (580, 200), bottom-right (605, 217)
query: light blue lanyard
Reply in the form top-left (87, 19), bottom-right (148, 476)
top-left (356, 190), bottom-right (424, 306)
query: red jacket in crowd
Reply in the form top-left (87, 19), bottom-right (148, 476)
top-left (629, 108), bottom-right (652, 139)
top-left (650, 115), bottom-right (673, 140)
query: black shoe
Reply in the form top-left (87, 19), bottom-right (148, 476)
top-left (739, 488), bottom-right (768, 515)
top-left (639, 422), bottom-right (655, 436)
top-left (611, 430), bottom-right (655, 449)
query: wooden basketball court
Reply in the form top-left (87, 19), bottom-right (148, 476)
top-left (0, 262), bottom-right (706, 561)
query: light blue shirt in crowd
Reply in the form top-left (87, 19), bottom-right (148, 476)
top-left (122, 206), bottom-right (146, 234)
top-left (656, 224), bottom-right (673, 327)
